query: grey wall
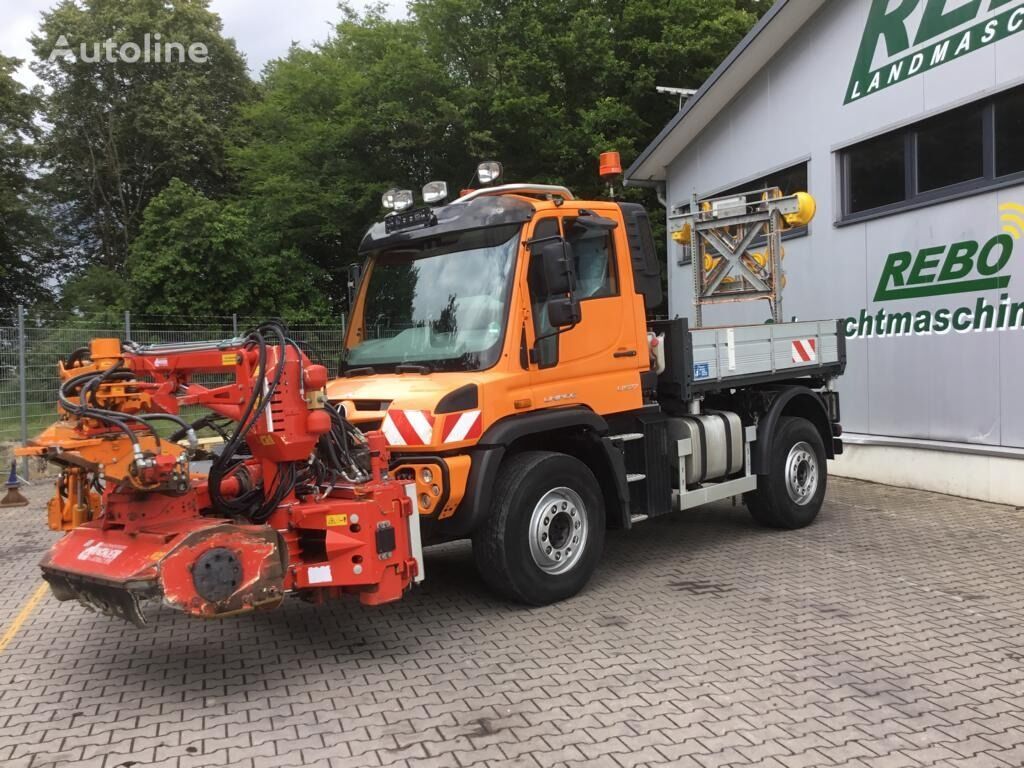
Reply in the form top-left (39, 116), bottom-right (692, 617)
top-left (664, 0), bottom-right (1024, 448)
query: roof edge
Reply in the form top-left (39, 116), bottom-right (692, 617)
top-left (624, 0), bottom-right (791, 184)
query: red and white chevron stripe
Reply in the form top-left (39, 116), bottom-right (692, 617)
top-left (380, 410), bottom-right (435, 446)
top-left (441, 410), bottom-right (482, 443)
top-left (791, 338), bottom-right (817, 364)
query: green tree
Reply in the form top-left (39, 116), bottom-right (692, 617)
top-left (228, 1), bottom-right (759, 314)
top-left (127, 178), bottom-right (329, 319)
top-left (230, 5), bottom-right (481, 308)
top-left (410, 0), bottom-right (760, 196)
top-left (30, 0), bottom-right (254, 274)
top-left (0, 55), bottom-right (53, 314)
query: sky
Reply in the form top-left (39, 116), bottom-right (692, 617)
top-left (0, 0), bottom-right (405, 88)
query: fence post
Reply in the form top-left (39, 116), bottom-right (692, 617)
top-left (232, 314), bottom-right (238, 336)
top-left (124, 310), bottom-right (131, 342)
top-left (17, 305), bottom-right (28, 479)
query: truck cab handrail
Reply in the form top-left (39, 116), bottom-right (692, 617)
top-left (453, 183), bottom-right (575, 204)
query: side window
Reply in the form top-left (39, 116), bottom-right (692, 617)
top-left (565, 219), bottom-right (617, 300)
top-left (527, 218), bottom-right (561, 367)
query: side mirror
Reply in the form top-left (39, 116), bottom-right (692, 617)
top-left (535, 239), bottom-right (576, 297)
top-left (546, 296), bottom-right (581, 328)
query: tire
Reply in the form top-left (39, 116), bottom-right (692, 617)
top-left (745, 416), bottom-right (827, 530)
top-left (472, 451), bottom-right (605, 605)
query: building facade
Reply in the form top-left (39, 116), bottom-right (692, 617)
top-left (627, 0), bottom-right (1024, 503)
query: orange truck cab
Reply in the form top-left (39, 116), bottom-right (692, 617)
top-left (329, 169), bottom-right (846, 605)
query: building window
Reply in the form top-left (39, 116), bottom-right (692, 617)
top-left (675, 161), bottom-right (810, 266)
top-left (846, 133), bottom-right (905, 213)
top-left (717, 161), bottom-right (808, 205)
top-left (840, 84), bottom-right (1024, 222)
top-left (996, 87), bottom-right (1024, 177)
top-left (916, 103), bottom-right (984, 192)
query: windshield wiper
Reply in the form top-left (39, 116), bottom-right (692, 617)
top-left (395, 364), bottom-right (432, 375)
top-left (343, 366), bottom-right (376, 378)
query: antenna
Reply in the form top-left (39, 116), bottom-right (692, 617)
top-left (656, 85), bottom-right (697, 110)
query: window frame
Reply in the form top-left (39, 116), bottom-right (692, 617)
top-left (525, 216), bottom-right (563, 369)
top-left (838, 84), bottom-right (1024, 226)
top-left (562, 215), bottom-right (619, 301)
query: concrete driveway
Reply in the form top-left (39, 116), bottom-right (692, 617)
top-left (1, 476), bottom-right (1023, 768)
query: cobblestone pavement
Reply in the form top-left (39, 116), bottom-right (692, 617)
top-left (1, 476), bottom-right (1024, 768)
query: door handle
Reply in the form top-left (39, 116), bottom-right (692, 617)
top-left (613, 349), bottom-right (637, 358)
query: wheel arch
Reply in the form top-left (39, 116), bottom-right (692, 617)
top-left (427, 407), bottom-right (627, 541)
top-left (752, 387), bottom-right (834, 475)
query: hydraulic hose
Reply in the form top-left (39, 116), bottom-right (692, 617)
top-left (208, 322), bottom-right (291, 518)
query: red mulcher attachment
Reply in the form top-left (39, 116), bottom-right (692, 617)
top-left (27, 323), bottom-right (422, 626)
top-left (43, 521), bottom-right (287, 626)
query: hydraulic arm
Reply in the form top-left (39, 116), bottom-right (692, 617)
top-left (18, 322), bottom-right (422, 625)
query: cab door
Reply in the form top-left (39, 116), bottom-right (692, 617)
top-left (523, 212), bottom-right (645, 415)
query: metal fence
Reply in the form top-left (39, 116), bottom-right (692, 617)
top-left (0, 308), bottom-right (347, 476)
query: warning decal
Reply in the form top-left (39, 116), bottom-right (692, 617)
top-left (791, 339), bottom-right (817, 364)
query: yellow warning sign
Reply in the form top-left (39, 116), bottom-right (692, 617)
top-left (326, 514), bottom-right (348, 527)
top-left (222, 353), bottom-right (237, 366)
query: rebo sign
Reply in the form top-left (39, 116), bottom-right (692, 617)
top-left (846, 0), bottom-right (1024, 104)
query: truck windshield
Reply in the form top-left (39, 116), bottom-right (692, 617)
top-left (345, 223), bottom-right (521, 373)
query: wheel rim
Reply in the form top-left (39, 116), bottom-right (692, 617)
top-left (528, 487), bottom-right (588, 575)
top-left (785, 441), bottom-right (819, 505)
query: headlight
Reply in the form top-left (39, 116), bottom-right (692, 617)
top-left (421, 468), bottom-right (433, 484)
top-left (422, 181), bottom-right (448, 204)
top-left (477, 161), bottom-right (502, 185)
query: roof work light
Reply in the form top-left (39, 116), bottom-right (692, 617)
top-left (382, 188), bottom-right (415, 212)
top-left (422, 181), bottom-right (448, 204)
top-left (477, 161), bottom-right (502, 185)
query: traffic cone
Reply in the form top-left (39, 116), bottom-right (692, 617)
top-left (0, 461), bottom-right (28, 508)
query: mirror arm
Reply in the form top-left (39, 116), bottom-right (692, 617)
top-left (525, 233), bottom-right (564, 248)
top-left (529, 319), bottom-right (578, 366)
top-left (532, 318), bottom-right (579, 344)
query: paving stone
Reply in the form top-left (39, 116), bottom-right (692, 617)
top-left (1, 478), bottom-right (1023, 768)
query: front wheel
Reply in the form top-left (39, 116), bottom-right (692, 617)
top-left (473, 451), bottom-right (605, 605)
top-left (745, 416), bottom-right (827, 529)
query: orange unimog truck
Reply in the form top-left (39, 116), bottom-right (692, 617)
top-left (330, 159), bottom-right (845, 606)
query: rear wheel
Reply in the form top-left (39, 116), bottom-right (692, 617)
top-left (473, 451), bottom-right (605, 605)
top-left (745, 416), bottom-right (826, 529)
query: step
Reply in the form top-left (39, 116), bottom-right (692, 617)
top-left (630, 514), bottom-right (649, 524)
top-left (608, 432), bottom-right (644, 442)
top-left (626, 473), bottom-right (646, 482)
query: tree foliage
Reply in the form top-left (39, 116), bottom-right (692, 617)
top-left (2, 0), bottom-right (760, 317)
top-left (0, 55), bottom-right (53, 314)
top-left (230, 7), bottom-right (479, 304)
top-left (411, 0), bottom-right (759, 195)
top-left (30, 0), bottom-right (253, 274)
top-left (127, 179), bottom-right (328, 319)
top-left (229, 0), bottom-right (759, 310)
